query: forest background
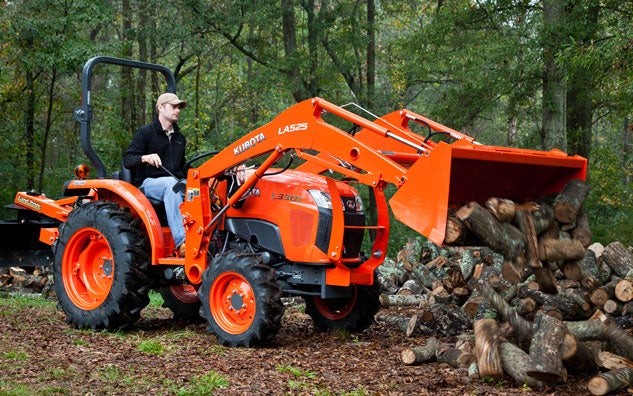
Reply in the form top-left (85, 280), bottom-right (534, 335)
top-left (0, 0), bottom-right (631, 253)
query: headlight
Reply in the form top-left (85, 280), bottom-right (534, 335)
top-left (308, 190), bottom-right (332, 209)
top-left (354, 194), bottom-right (364, 212)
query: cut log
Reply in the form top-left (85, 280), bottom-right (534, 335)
top-left (580, 249), bottom-right (608, 285)
top-left (553, 179), bottom-right (588, 224)
top-left (538, 238), bottom-right (587, 262)
top-left (436, 347), bottom-right (468, 368)
top-left (473, 318), bottom-right (503, 379)
top-left (526, 312), bottom-right (565, 383)
top-left (561, 332), bottom-right (599, 375)
top-left (571, 210), bottom-right (592, 247)
top-left (455, 202), bottom-right (525, 261)
top-left (615, 279), bottom-right (633, 303)
top-left (400, 337), bottom-right (441, 365)
top-left (375, 314), bottom-right (412, 333)
top-left (587, 367), bottom-right (633, 396)
top-left (517, 210), bottom-right (557, 294)
top-left (603, 299), bottom-right (622, 315)
top-left (558, 261), bottom-right (583, 282)
top-left (597, 351), bottom-right (633, 370)
top-left (499, 341), bottom-right (545, 390)
top-left (444, 216), bottom-right (478, 246)
top-left (485, 197), bottom-right (518, 223)
top-left (379, 293), bottom-right (427, 307)
top-left (475, 280), bottom-right (534, 349)
top-left (589, 287), bottom-right (612, 307)
top-left (517, 285), bottom-right (585, 320)
top-left (397, 278), bottom-right (424, 295)
top-left (462, 293), bottom-right (483, 319)
top-left (602, 241), bottom-right (633, 279)
top-left (531, 201), bottom-right (556, 235)
top-left (566, 311), bottom-right (633, 361)
top-left (501, 257), bottom-right (527, 284)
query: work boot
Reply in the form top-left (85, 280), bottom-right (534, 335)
top-left (178, 243), bottom-right (186, 257)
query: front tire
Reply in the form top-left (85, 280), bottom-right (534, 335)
top-left (52, 201), bottom-right (150, 330)
top-left (198, 250), bottom-right (284, 347)
top-left (304, 280), bottom-right (382, 333)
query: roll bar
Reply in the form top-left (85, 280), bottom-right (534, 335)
top-left (73, 56), bottom-right (177, 178)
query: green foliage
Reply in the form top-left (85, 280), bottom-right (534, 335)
top-left (585, 136), bottom-right (633, 246)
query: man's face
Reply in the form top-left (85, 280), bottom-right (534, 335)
top-left (159, 103), bottom-right (182, 123)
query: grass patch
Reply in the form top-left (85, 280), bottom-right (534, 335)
top-left (276, 364), bottom-right (316, 379)
top-left (2, 350), bottom-right (28, 361)
top-left (0, 294), bottom-right (56, 316)
top-left (170, 371), bottom-right (229, 395)
top-left (0, 380), bottom-right (32, 396)
top-left (137, 338), bottom-right (165, 355)
top-left (148, 290), bottom-right (164, 308)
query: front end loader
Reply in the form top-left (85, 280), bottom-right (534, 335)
top-left (9, 57), bottom-right (586, 346)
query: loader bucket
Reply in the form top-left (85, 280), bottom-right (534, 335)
top-left (389, 140), bottom-right (587, 245)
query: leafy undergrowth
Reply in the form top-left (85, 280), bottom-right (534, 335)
top-left (0, 292), bottom-right (597, 395)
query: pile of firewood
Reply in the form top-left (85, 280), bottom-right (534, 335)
top-left (0, 266), bottom-right (51, 294)
top-left (376, 178), bottom-right (633, 394)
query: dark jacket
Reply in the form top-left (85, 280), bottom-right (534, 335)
top-left (123, 118), bottom-right (186, 186)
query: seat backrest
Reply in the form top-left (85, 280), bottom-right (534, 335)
top-left (120, 160), bottom-right (133, 183)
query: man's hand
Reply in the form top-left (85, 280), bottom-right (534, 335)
top-left (142, 153), bottom-right (162, 168)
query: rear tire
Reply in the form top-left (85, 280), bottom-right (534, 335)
top-left (198, 250), bottom-right (284, 347)
top-left (158, 284), bottom-right (201, 320)
top-left (304, 280), bottom-right (382, 333)
top-left (52, 201), bottom-right (150, 330)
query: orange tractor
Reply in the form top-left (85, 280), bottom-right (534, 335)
top-left (8, 57), bottom-right (587, 346)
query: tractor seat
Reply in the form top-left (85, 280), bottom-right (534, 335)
top-left (112, 162), bottom-right (168, 225)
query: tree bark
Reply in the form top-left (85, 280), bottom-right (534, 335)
top-left (541, 0), bottom-right (567, 151)
top-left (602, 241), bottom-right (633, 278)
top-left (526, 312), bottom-right (565, 383)
top-left (499, 342), bottom-right (545, 390)
top-left (455, 202), bottom-right (525, 261)
top-left (401, 337), bottom-right (441, 365)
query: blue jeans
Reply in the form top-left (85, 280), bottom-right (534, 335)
top-left (140, 177), bottom-right (185, 247)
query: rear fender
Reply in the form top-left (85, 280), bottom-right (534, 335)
top-left (64, 179), bottom-right (166, 263)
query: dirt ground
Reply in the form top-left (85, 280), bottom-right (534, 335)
top-left (0, 290), bottom-right (614, 396)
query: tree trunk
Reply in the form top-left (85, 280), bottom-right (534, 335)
top-left (541, 0), bottom-right (567, 151)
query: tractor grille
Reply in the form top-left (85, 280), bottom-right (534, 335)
top-left (314, 197), bottom-right (365, 260)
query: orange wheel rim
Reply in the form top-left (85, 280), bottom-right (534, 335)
top-left (61, 227), bottom-right (113, 310)
top-left (210, 272), bottom-right (256, 334)
top-left (170, 284), bottom-right (199, 303)
top-left (313, 287), bottom-right (357, 320)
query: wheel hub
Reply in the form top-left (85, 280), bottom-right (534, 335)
top-left (230, 292), bottom-right (244, 312)
top-left (102, 259), bottom-right (113, 277)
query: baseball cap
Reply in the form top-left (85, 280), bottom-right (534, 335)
top-left (156, 93), bottom-right (187, 109)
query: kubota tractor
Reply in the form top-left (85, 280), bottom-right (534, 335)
top-left (7, 57), bottom-right (587, 346)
